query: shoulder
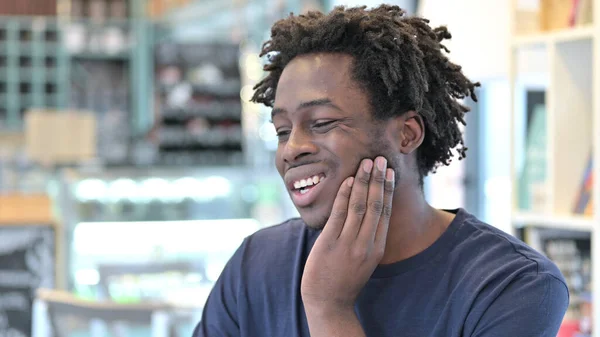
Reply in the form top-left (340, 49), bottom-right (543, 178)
top-left (452, 209), bottom-right (566, 285)
top-left (238, 217), bottom-right (317, 269)
top-left (245, 217), bottom-right (313, 249)
top-left (451, 210), bottom-right (569, 333)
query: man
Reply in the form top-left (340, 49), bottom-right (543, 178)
top-left (194, 5), bottom-right (568, 337)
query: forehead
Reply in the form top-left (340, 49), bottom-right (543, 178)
top-left (274, 53), bottom-right (364, 108)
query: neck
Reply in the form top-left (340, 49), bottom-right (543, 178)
top-left (380, 181), bottom-right (455, 265)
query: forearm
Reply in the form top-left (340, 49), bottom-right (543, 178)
top-left (304, 304), bottom-right (366, 337)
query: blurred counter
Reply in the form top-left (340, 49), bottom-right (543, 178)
top-left (47, 165), bottom-right (296, 336)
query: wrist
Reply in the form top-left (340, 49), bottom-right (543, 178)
top-left (303, 301), bottom-right (364, 337)
top-left (303, 299), bottom-right (356, 319)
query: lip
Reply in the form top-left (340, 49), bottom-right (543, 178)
top-left (289, 176), bottom-right (326, 207)
top-left (284, 167), bottom-right (327, 208)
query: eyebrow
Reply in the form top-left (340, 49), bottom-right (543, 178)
top-left (271, 98), bottom-right (342, 121)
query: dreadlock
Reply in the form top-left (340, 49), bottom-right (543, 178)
top-left (251, 4), bottom-right (480, 178)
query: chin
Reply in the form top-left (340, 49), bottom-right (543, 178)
top-left (290, 177), bottom-right (339, 230)
top-left (304, 219), bottom-right (326, 230)
top-left (298, 206), bottom-right (330, 230)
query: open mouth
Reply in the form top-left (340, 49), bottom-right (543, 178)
top-left (292, 173), bottom-right (326, 195)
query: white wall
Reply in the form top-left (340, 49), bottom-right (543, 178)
top-left (418, 0), bottom-right (510, 81)
top-left (330, 0), bottom-right (416, 13)
top-left (480, 80), bottom-right (513, 234)
top-left (419, 0), bottom-right (514, 233)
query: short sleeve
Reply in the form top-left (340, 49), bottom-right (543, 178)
top-left (470, 272), bottom-right (569, 337)
top-left (192, 239), bottom-right (248, 337)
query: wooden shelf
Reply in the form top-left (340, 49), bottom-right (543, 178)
top-left (512, 26), bottom-right (595, 48)
top-left (0, 194), bottom-right (55, 225)
top-left (512, 212), bottom-right (594, 232)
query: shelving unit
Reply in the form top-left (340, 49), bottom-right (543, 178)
top-left (512, 212), bottom-right (595, 232)
top-left (0, 0), bottom-right (153, 166)
top-left (151, 41), bottom-right (244, 167)
top-left (0, 194), bottom-right (61, 337)
top-left (0, 17), bottom-right (69, 129)
top-left (65, 17), bottom-right (134, 164)
top-left (61, 0), bottom-right (153, 163)
top-left (509, 0), bottom-right (599, 335)
top-left (512, 25), bottom-right (595, 47)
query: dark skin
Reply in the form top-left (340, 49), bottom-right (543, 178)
top-left (273, 53), bottom-right (456, 336)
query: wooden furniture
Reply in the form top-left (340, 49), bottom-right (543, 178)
top-left (33, 288), bottom-right (199, 337)
top-left (0, 194), bottom-right (62, 337)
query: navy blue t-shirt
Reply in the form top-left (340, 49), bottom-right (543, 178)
top-left (194, 209), bottom-right (569, 337)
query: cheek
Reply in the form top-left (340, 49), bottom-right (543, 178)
top-left (275, 148), bottom-right (285, 177)
top-left (338, 133), bottom-right (396, 176)
top-left (328, 138), bottom-right (372, 176)
top-left (341, 153), bottom-right (369, 176)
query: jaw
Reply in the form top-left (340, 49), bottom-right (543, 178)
top-left (298, 207), bottom-right (329, 230)
top-left (293, 186), bottom-right (338, 230)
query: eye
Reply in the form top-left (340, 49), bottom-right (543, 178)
top-left (276, 129), bottom-right (291, 141)
top-left (312, 120), bottom-right (337, 131)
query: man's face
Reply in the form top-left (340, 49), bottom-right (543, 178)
top-left (272, 53), bottom-right (395, 229)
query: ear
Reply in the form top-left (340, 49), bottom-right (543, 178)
top-left (396, 111), bottom-right (425, 155)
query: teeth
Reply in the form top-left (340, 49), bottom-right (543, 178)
top-left (293, 174), bottom-right (325, 190)
top-left (300, 189), bottom-right (309, 194)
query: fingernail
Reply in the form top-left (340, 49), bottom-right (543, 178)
top-left (347, 177), bottom-right (354, 187)
top-left (386, 168), bottom-right (394, 181)
top-left (363, 159), bottom-right (373, 173)
top-left (376, 157), bottom-right (387, 171)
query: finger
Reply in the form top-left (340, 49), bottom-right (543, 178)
top-left (339, 158), bottom-right (373, 240)
top-left (357, 156), bottom-right (387, 243)
top-left (374, 168), bottom-right (395, 247)
top-left (322, 176), bottom-right (354, 240)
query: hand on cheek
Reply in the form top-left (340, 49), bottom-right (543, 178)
top-left (301, 156), bottom-right (395, 310)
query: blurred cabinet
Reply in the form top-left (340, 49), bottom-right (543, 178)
top-left (0, 194), bottom-right (59, 337)
top-left (0, 0), bottom-right (57, 16)
top-left (0, 18), bottom-right (69, 129)
top-left (33, 288), bottom-right (198, 337)
top-left (0, 0), bottom-right (152, 158)
top-left (51, 166), bottom-right (296, 327)
top-left (150, 42), bottom-right (243, 167)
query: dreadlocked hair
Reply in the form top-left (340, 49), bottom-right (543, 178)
top-left (251, 4), bottom-right (480, 178)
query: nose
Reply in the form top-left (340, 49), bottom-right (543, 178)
top-left (282, 128), bottom-right (318, 163)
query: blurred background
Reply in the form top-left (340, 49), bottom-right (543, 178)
top-left (0, 0), bottom-right (596, 337)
